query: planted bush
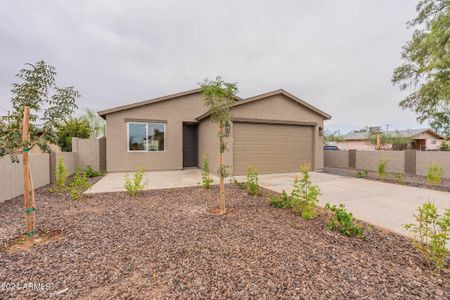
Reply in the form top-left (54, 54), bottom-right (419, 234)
top-left (50, 157), bottom-right (68, 193)
top-left (426, 162), bottom-right (443, 185)
top-left (377, 158), bottom-right (388, 180)
top-left (291, 164), bottom-right (320, 220)
top-left (246, 166), bottom-right (261, 196)
top-left (325, 203), bottom-right (363, 238)
top-left (394, 172), bottom-right (405, 185)
top-left (231, 178), bottom-right (247, 190)
top-left (200, 157), bottom-right (214, 189)
top-left (355, 169), bottom-right (368, 178)
top-left (124, 169), bottom-right (145, 197)
top-left (269, 190), bottom-right (292, 208)
top-left (403, 202), bottom-right (450, 273)
top-left (84, 165), bottom-right (105, 178)
top-left (68, 167), bottom-right (91, 200)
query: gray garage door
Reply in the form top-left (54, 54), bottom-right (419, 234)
top-left (233, 122), bottom-right (314, 175)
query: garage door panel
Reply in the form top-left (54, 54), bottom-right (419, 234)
top-left (233, 123), bottom-right (314, 175)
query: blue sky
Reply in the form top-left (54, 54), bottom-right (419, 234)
top-left (0, 0), bottom-right (426, 134)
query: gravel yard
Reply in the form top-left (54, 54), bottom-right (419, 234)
top-left (0, 183), bottom-right (448, 299)
top-left (323, 167), bottom-right (450, 192)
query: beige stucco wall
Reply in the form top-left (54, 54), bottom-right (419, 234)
top-left (55, 152), bottom-right (76, 175)
top-left (0, 153), bottom-right (50, 203)
top-left (72, 137), bottom-right (106, 170)
top-left (198, 118), bottom-right (233, 176)
top-left (105, 92), bottom-right (208, 172)
top-left (355, 151), bottom-right (405, 173)
top-left (324, 150), bottom-right (350, 168)
top-left (230, 94), bottom-right (325, 170)
top-left (416, 151), bottom-right (450, 178)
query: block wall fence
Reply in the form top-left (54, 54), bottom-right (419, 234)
top-left (324, 150), bottom-right (450, 179)
top-left (0, 137), bottom-right (106, 203)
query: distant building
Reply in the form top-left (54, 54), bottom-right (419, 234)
top-left (337, 128), bottom-right (445, 151)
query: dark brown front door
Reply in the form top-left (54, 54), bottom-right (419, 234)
top-left (183, 123), bottom-right (198, 167)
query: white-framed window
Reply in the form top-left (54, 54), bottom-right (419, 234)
top-left (127, 122), bottom-right (165, 152)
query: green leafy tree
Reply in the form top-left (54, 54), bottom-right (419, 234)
top-left (392, 0), bottom-right (450, 136)
top-left (200, 76), bottom-right (238, 214)
top-left (0, 60), bottom-right (79, 244)
top-left (56, 118), bottom-right (91, 151)
top-left (291, 164), bottom-right (321, 220)
top-left (82, 108), bottom-right (106, 139)
top-left (324, 130), bottom-right (343, 145)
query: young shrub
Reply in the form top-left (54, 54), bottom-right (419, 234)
top-left (325, 203), bottom-right (364, 238)
top-left (68, 167), bottom-right (92, 200)
top-left (50, 157), bottom-right (68, 193)
top-left (246, 166), bottom-right (261, 196)
top-left (426, 162), bottom-right (443, 185)
top-left (124, 169), bottom-right (145, 197)
top-left (403, 202), bottom-right (450, 273)
top-left (84, 165), bottom-right (105, 178)
top-left (200, 157), bottom-right (213, 189)
top-left (394, 172), bottom-right (406, 185)
top-left (291, 164), bottom-right (321, 220)
top-left (355, 169), bottom-right (368, 178)
top-left (269, 190), bottom-right (292, 208)
top-left (377, 158), bottom-right (388, 180)
top-left (231, 178), bottom-right (247, 190)
top-left (440, 140), bottom-right (449, 151)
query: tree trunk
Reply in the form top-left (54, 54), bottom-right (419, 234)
top-left (218, 126), bottom-right (225, 213)
top-left (22, 106), bottom-right (34, 245)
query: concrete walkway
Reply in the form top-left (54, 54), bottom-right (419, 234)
top-left (86, 169), bottom-right (219, 194)
top-left (248, 172), bottom-right (449, 237)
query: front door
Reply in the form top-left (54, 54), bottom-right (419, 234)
top-left (183, 123), bottom-right (198, 167)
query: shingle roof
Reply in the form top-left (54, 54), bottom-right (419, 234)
top-left (342, 128), bottom-right (444, 140)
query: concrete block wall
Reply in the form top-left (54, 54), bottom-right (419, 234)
top-left (72, 137), bottom-right (106, 171)
top-left (416, 151), bottom-right (450, 177)
top-left (323, 150), bottom-right (349, 169)
top-left (1, 138), bottom-right (106, 203)
top-left (0, 153), bottom-right (50, 203)
top-left (355, 151), bottom-right (405, 173)
top-left (324, 150), bottom-right (450, 178)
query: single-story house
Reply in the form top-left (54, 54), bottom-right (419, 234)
top-left (98, 88), bottom-right (331, 175)
top-left (337, 128), bottom-right (445, 151)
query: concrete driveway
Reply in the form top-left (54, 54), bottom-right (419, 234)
top-left (249, 172), bottom-right (450, 237)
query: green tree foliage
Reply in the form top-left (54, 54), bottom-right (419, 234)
top-left (200, 76), bottom-right (238, 213)
top-left (403, 202), bottom-right (450, 273)
top-left (440, 140), bottom-right (449, 151)
top-left (0, 61), bottom-right (79, 161)
top-left (56, 118), bottom-right (91, 151)
top-left (82, 108), bottom-right (106, 139)
top-left (324, 130), bottom-right (343, 145)
top-left (392, 0), bottom-right (450, 135)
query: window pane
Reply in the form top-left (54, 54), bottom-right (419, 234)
top-left (147, 123), bottom-right (165, 151)
top-left (128, 123), bottom-right (146, 151)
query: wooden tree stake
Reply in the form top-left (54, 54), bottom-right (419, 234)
top-left (22, 106), bottom-right (34, 245)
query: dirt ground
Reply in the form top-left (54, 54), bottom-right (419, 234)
top-left (0, 183), bottom-right (448, 299)
top-left (323, 167), bottom-right (450, 192)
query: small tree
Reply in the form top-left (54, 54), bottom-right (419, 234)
top-left (0, 61), bottom-right (79, 244)
top-left (56, 118), bottom-right (91, 151)
top-left (200, 76), bottom-right (238, 214)
top-left (200, 156), bottom-right (213, 189)
top-left (50, 157), bottom-right (68, 193)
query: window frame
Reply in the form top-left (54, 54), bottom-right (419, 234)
top-left (127, 121), bottom-right (166, 153)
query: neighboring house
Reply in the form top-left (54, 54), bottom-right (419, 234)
top-left (98, 88), bottom-right (331, 175)
top-left (337, 128), bottom-right (445, 151)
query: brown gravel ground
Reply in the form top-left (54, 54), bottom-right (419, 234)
top-left (323, 167), bottom-right (450, 192)
top-left (0, 182), bottom-right (449, 299)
